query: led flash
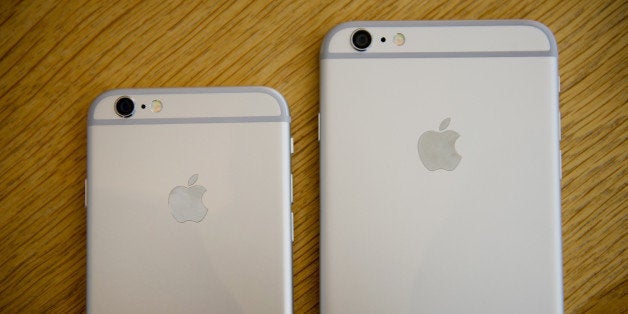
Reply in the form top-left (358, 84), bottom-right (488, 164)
top-left (394, 33), bottom-right (405, 46)
top-left (151, 100), bottom-right (163, 113)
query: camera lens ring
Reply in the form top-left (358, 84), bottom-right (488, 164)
top-left (115, 97), bottom-right (134, 118)
top-left (351, 29), bottom-right (372, 51)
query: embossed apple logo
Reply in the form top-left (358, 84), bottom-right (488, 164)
top-left (417, 117), bottom-right (462, 171)
top-left (168, 174), bottom-right (208, 223)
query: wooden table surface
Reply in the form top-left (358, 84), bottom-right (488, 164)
top-left (0, 0), bottom-right (625, 313)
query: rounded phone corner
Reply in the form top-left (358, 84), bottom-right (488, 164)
top-left (320, 21), bottom-right (365, 59)
top-left (88, 89), bottom-right (123, 126)
top-left (515, 19), bottom-right (558, 57)
top-left (248, 86), bottom-right (291, 122)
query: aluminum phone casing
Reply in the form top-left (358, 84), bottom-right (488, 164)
top-left (320, 21), bottom-right (562, 313)
top-left (87, 87), bottom-right (292, 313)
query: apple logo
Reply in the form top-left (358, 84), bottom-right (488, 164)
top-left (168, 174), bottom-right (209, 223)
top-left (417, 117), bottom-right (462, 171)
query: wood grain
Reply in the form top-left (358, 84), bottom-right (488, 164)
top-left (0, 0), bottom-right (625, 313)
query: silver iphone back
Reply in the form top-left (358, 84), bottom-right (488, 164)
top-left (87, 87), bottom-right (293, 313)
top-left (320, 21), bottom-right (562, 313)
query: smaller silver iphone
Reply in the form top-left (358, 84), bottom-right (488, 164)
top-left (87, 87), bottom-right (293, 313)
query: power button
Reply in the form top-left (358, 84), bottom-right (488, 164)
top-left (317, 113), bottom-right (320, 142)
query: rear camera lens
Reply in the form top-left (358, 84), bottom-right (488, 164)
top-left (351, 29), bottom-right (372, 51)
top-left (115, 97), bottom-right (134, 118)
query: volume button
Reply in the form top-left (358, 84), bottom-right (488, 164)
top-left (558, 111), bottom-right (562, 142)
top-left (290, 212), bottom-right (294, 243)
top-left (290, 174), bottom-right (293, 204)
top-left (559, 151), bottom-right (563, 181)
top-left (84, 179), bottom-right (87, 208)
top-left (557, 75), bottom-right (561, 142)
top-left (290, 137), bottom-right (294, 154)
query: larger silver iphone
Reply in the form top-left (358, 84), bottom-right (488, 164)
top-left (320, 21), bottom-right (562, 313)
top-left (87, 87), bottom-right (293, 313)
